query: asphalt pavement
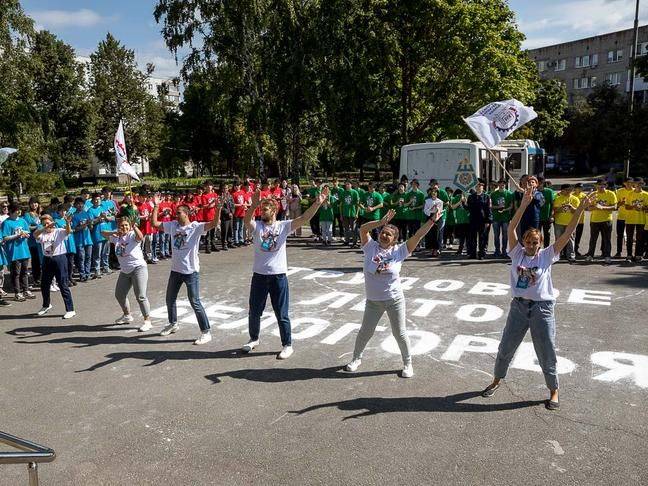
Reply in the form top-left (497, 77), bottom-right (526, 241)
top-left (1, 223), bottom-right (647, 485)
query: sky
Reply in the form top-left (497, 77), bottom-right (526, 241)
top-left (22, 0), bottom-right (648, 80)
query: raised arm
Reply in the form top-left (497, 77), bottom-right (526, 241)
top-left (244, 190), bottom-right (261, 235)
top-left (360, 209), bottom-right (395, 247)
top-left (554, 193), bottom-right (595, 255)
top-left (406, 212), bottom-right (441, 254)
top-left (151, 195), bottom-right (163, 229)
top-left (507, 187), bottom-right (533, 252)
top-left (291, 186), bottom-right (329, 233)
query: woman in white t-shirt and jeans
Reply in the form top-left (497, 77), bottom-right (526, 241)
top-left (102, 218), bottom-right (152, 332)
top-left (33, 213), bottom-right (76, 319)
top-left (345, 208), bottom-right (441, 378)
top-left (481, 186), bottom-right (594, 410)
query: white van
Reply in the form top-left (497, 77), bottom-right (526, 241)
top-left (399, 140), bottom-right (509, 192)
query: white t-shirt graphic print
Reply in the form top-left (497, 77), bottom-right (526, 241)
top-left (110, 231), bottom-right (146, 274)
top-left (363, 239), bottom-right (410, 301)
top-left (162, 221), bottom-right (206, 274)
top-left (252, 220), bottom-right (292, 275)
top-left (508, 243), bottom-right (559, 301)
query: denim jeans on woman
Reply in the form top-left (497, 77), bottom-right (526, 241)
top-left (166, 271), bottom-right (210, 332)
top-left (248, 273), bottom-right (291, 346)
top-left (494, 298), bottom-right (558, 390)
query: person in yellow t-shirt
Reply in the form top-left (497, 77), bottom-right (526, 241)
top-left (586, 179), bottom-right (618, 264)
top-left (624, 177), bottom-right (647, 262)
top-left (572, 183), bottom-right (588, 256)
top-left (552, 184), bottom-right (581, 262)
top-left (614, 178), bottom-right (634, 257)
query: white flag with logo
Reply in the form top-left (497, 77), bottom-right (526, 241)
top-left (463, 99), bottom-right (537, 149)
top-left (114, 120), bottom-right (140, 181)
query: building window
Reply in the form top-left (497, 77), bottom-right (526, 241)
top-left (537, 60), bottom-right (547, 72)
top-left (637, 42), bottom-right (648, 57)
top-left (575, 55), bottom-right (594, 68)
top-left (554, 59), bottom-right (566, 71)
top-left (590, 76), bottom-right (597, 87)
top-left (573, 77), bottom-right (596, 89)
top-left (591, 53), bottom-right (598, 66)
top-left (605, 72), bottom-right (623, 85)
top-left (608, 50), bottom-right (623, 63)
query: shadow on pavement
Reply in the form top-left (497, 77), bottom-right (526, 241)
top-left (290, 392), bottom-right (545, 419)
top-left (13, 334), bottom-right (194, 347)
top-left (7, 323), bottom-right (135, 338)
top-left (78, 348), bottom-right (276, 372)
top-left (206, 366), bottom-right (394, 384)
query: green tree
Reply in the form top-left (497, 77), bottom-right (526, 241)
top-left (516, 78), bottom-right (569, 148)
top-left (31, 30), bottom-right (95, 175)
top-left (90, 33), bottom-right (162, 169)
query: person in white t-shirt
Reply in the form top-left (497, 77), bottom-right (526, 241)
top-left (241, 186), bottom-right (329, 359)
top-left (151, 195), bottom-right (222, 345)
top-left (481, 186), bottom-right (594, 410)
top-left (33, 213), bottom-right (76, 319)
top-left (102, 218), bottom-right (152, 332)
top-left (345, 208), bottom-right (441, 378)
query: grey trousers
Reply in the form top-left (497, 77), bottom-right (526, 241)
top-left (115, 265), bottom-right (150, 317)
top-left (353, 296), bottom-right (411, 364)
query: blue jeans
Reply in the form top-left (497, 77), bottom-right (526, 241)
top-left (75, 244), bottom-right (92, 278)
top-left (436, 218), bottom-right (446, 249)
top-left (166, 271), bottom-right (210, 332)
top-left (151, 233), bottom-right (160, 260)
top-left (492, 221), bottom-right (508, 255)
top-left (233, 218), bottom-right (244, 245)
top-left (248, 273), bottom-right (291, 346)
top-left (161, 233), bottom-right (171, 257)
top-left (494, 298), bottom-right (558, 390)
top-left (100, 239), bottom-right (110, 270)
top-left (91, 241), bottom-right (105, 274)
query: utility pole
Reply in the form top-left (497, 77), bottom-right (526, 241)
top-left (626, 0), bottom-right (640, 179)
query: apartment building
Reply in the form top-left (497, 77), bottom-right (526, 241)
top-left (527, 25), bottom-right (648, 104)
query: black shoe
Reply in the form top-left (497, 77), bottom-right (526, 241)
top-left (613, 253), bottom-right (621, 258)
top-left (222, 247), bottom-right (229, 251)
top-left (0, 299), bottom-right (11, 307)
top-left (545, 399), bottom-right (560, 411)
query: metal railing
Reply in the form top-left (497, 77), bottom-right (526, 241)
top-left (0, 431), bottom-right (56, 486)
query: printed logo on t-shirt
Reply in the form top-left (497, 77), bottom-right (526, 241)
top-left (344, 195), bottom-right (352, 205)
top-left (372, 252), bottom-right (394, 274)
top-left (515, 265), bottom-right (539, 289)
top-left (366, 197), bottom-right (374, 207)
top-left (115, 240), bottom-right (128, 257)
top-left (260, 227), bottom-right (279, 252)
top-left (173, 230), bottom-right (188, 250)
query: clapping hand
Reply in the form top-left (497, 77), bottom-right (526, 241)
top-left (581, 192), bottom-right (597, 210)
top-left (380, 209), bottom-right (396, 225)
top-left (152, 194), bottom-right (162, 206)
top-left (316, 186), bottom-right (330, 204)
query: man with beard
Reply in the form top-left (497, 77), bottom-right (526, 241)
top-left (241, 186), bottom-right (329, 359)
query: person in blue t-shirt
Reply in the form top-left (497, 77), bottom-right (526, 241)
top-left (100, 187), bottom-right (118, 273)
top-left (55, 203), bottom-right (77, 287)
top-left (23, 197), bottom-right (44, 285)
top-left (87, 193), bottom-right (110, 279)
top-left (514, 175), bottom-right (543, 237)
top-left (71, 197), bottom-right (93, 281)
top-left (1, 203), bottom-right (37, 301)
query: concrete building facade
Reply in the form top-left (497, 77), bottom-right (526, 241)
top-left (527, 25), bottom-right (648, 104)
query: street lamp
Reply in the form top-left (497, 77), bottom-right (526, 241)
top-left (626, 0), bottom-right (640, 178)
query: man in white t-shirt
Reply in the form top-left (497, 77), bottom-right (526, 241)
top-left (151, 195), bottom-right (221, 345)
top-left (242, 186), bottom-right (329, 359)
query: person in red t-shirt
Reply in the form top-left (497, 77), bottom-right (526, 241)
top-left (137, 195), bottom-right (157, 263)
top-left (254, 180), bottom-right (272, 220)
top-left (231, 180), bottom-right (251, 246)
top-left (202, 182), bottom-right (220, 253)
top-left (158, 193), bottom-right (175, 258)
top-left (270, 179), bottom-right (285, 220)
top-left (191, 187), bottom-right (204, 222)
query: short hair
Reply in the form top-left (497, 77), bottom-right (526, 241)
top-left (522, 228), bottom-right (543, 243)
top-left (28, 196), bottom-right (40, 205)
top-left (382, 223), bottom-right (399, 243)
top-left (411, 179), bottom-right (420, 186)
top-left (574, 183), bottom-right (583, 188)
top-left (560, 184), bottom-right (571, 190)
top-left (8, 203), bottom-right (20, 213)
top-left (102, 186), bottom-right (112, 193)
top-left (74, 197), bottom-right (84, 205)
top-left (64, 195), bottom-right (74, 204)
top-left (429, 179), bottom-right (438, 185)
top-left (176, 204), bottom-right (190, 214)
top-left (633, 177), bottom-right (644, 184)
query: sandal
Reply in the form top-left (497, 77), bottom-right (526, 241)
top-left (481, 383), bottom-right (500, 398)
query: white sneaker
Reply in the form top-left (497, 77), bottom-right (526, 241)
top-left (50, 282), bottom-right (59, 292)
top-left (402, 363), bottom-right (414, 378)
top-left (241, 339), bottom-right (259, 353)
top-left (277, 345), bottom-right (294, 360)
top-left (160, 323), bottom-right (179, 336)
top-left (345, 358), bottom-right (362, 372)
top-left (585, 255), bottom-right (593, 262)
top-left (115, 314), bottom-right (134, 324)
top-left (37, 305), bottom-right (53, 316)
top-left (139, 320), bottom-right (153, 332)
top-left (24, 291), bottom-right (36, 299)
top-left (604, 257), bottom-right (612, 265)
top-left (194, 332), bottom-right (212, 345)
top-left (63, 311), bottom-right (76, 319)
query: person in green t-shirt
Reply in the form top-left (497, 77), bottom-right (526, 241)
top-left (305, 179), bottom-right (322, 240)
top-left (339, 180), bottom-right (360, 247)
top-left (359, 181), bottom-right (384, 240)
top-left (405, 179), bottom-right (426, 244)
top-left (444, 187), bottom-right (455, 248)
top-left (329, 178), bottom-right (343, 238)
top-left (318, 184), bottom-right (335, 246)
top-left (490, 179), bottom-right (514, 257)
top-left (538, 176), bottom-right (556, 248)
top-left (377, 183), bottom-right (390, 219)
top-left (389, 183), bottom-right (409, 242)
top-left (450, 191), bottom-right (470, 255)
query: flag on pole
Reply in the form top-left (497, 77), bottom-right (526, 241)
top-left (463, 99), bottom-right (537, 149)
top-left (114, 120), bottom-right (140, 181)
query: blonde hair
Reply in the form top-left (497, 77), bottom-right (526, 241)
top-left (522, 228), bottom-right (543, 243)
